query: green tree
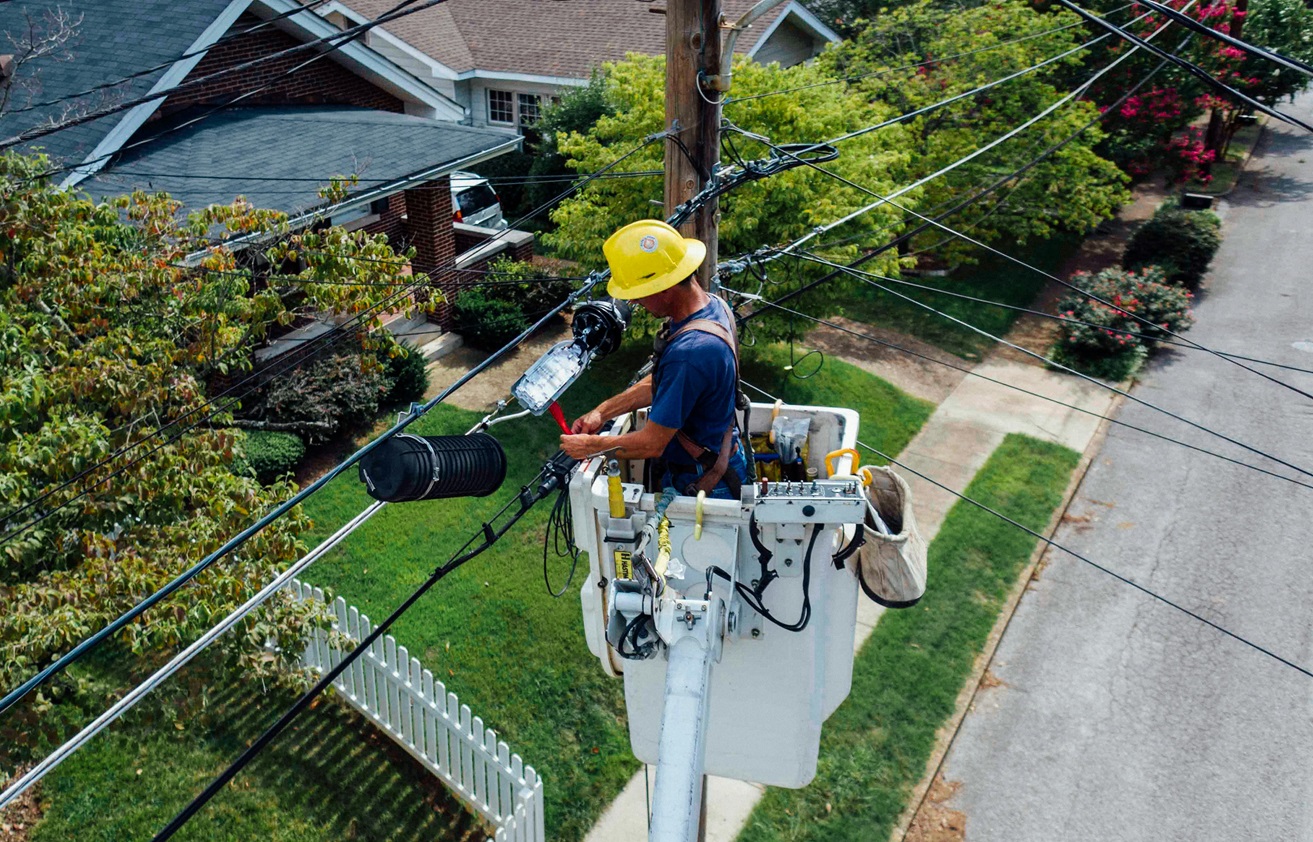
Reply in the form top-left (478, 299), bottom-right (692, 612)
top-left (525, 71), bottom-right (616, 214)
top-left (0, 152), bottom-right (419, 735)
top-left (824, 0), bottom-right (1130, 265)
top-left (544, 54), bottom-right (914, 337)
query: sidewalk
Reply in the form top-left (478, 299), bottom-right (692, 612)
top-left (584, 351), bottom-right (1120, 842)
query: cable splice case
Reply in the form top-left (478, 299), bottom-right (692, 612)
top-left (570, 403), bottom-right (862, 787)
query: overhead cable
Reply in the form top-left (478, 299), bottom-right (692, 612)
top-left (0, 130), bottom-right (672, 712)
top-left (0, 132), bottom-right (667, 550)
top-left (152, 457), bottom-right (575, 841)
top-left (1054, 0), bottom-right (1313, 134)
top-left (789, 247), bottom-right (1313, 479)
top-left (721, 2), bottom-right (1138, 106)
top-left (0, 500), bottom-right (386, 810)
top-left (726, 288), bottom-right (1313, 492)
top-left (0, 0), bottom-right (445, 151)
top-left (1131, 0), bottom-right (1313, 77)
top-left (741, 379), bottom-right (1313, 681)
top-left (0, 0), bottom-right (336, 117)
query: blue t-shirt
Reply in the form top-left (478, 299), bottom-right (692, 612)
top-left (649, 297), bottom-right (739, 465)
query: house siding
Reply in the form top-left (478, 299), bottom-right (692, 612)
top-left (160, 13), bottom-right (406, 116)
top-left (755, 18), bottom-right (823, 68)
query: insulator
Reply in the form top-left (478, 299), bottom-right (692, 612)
top-left (357, 433), bottom-right (506, 503)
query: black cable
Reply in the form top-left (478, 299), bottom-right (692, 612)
top-left (728, 290), bottom-right (1313, 493)
top-left (0, 0), bottom-right (337, 117)
top-left (1127, 0), bottom-right (1313, 77)
top-left (1, 0), bottom-right (440, 153)
top-left (543, 485), bottom-right (581, 597)
top-left (151, 461), bottom-right (567, 841)
top-left (721, 3), bottom-right (1140, 106)
top-left (0, 132), bottom-right (666, 550)
top-left (802, 260), bottom-right (1313, 375)
top-left (742, 378), bottom-right (1313, 682)
top-left (792, 248), bottom-right (1313, 481)
top-left (0, 130), bottom-right (676, 717)
top-left (1055, 0), bottom-right (1313, 134)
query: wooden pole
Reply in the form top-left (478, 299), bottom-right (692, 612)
top-left (665, 0), bottom-right (722, 290)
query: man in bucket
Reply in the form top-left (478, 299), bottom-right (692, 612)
top-left (559, 219), bottom-right (749, 498)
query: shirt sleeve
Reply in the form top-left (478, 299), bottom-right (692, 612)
top-left (648, 339), bottom-right (712, 431)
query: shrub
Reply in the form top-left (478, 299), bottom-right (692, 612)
top-left (255, 351), bottom-right (389, 443)
top-left (233, 431), bottom-right (306, 483)
top-left (1123, 201), bottom-right (1222, 287)
top-left (452, 286), bottom-right (530, 352)
top-left (381, 340), bottom-right (429, 406)
top-left (1053, 266), bottom-right (1194, 378)
top-left (483, 256), bottom-right (575, 316)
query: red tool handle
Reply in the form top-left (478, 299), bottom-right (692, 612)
top-left (548, 401), bottom-right (571, 435)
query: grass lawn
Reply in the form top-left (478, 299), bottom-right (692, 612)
top-left (17, 341), bottom-right (932, 842)
top-left (839, 234), bottom-right (1080, 360)
top-left (28, 669), bottom-right (486, 842)
top-left (738, 433), bottom-right (1081, 842)
top-left (290, 341), bottom-right (934, 842)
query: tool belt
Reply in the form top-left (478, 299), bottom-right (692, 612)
top-left (651, 297), bottom-right (745, 498)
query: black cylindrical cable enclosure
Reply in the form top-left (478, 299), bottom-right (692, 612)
top-left (357, 434), bottom-right (506, 502)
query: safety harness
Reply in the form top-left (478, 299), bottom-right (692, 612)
top-left (650, 296), bottom-right (746, 498)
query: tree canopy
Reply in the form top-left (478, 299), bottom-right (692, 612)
top-left (0, 153), bottom-right (417, 731)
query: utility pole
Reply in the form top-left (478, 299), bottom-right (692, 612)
top-left (664, 0), bottom-right (722, 290)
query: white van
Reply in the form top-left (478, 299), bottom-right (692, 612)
top-left (450, 171), bottom-right (507, 229)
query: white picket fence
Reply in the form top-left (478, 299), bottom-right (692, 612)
top-left (288, 579), bottom-right (545, 842)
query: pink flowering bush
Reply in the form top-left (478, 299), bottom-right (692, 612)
top-left (1052, 266), bottom-right (1195, 379)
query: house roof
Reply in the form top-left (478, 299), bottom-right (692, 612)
top-left (80, 106), bottom-right (520, 216)
top-left (337, 0), bottom-right (825, 80)
top-left (0, 0), bottom-right (240, 166)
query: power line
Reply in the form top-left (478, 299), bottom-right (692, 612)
top-left (721, 2), bottom-right (1139, 106)
top-left (0, 133), bottom-right (667, 550)
top-left (0, 129), bottom-right (676, 716)
top-left (1055, 0), bottom-right (1313, 134)
top-left (762, 139), bottom-right (1313, 403)
top-left (0, 0), bottom-right (443, 152)
top-left (1132, 0), bottom-right (1313, 77)
top-left (0, 0), bottom-right (337, 117)
top-left (727, 287), bottom-right (1313, 492)
top-left (741, 379), bottom-right (1313, 680)
top-left (809, 262), bottom-right (1313, 375)
top-left (152, 456), bottom-right (573, 841)
top-left (789, 247), bottom-right (1313, 480)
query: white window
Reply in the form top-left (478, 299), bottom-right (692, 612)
top-left (517, 93), bottom-right (541, 127)
top-left (488, 89), bottom-right (514, 124)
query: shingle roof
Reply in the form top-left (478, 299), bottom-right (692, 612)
top-left (342, 0), bottom-right (795, 78)
top-left (79, 106), bottom-right (519, 214)
top-left (0, 0), bottom-right (240, 167)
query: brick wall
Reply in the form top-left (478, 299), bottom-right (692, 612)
top-left (360, 192), bottom-right (408, 247)
top-left (404, 176), bottom-right (458, 327)
top-left (161, 13), bottom-right (405, 115)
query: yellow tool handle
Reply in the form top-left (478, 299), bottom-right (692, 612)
top-left (694, 490), bottom-right (706, 540)
top-left (824, 448), bottom-right (861, 478)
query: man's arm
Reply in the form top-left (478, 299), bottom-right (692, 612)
top-left (569, 374), bottom-right (654, 434)
top-left (560, 419), bottom-right (676, 461)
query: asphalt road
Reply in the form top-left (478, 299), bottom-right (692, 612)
top-left (938, 95), bottom-right (1313, 841)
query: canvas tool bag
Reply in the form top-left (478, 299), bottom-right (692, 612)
top-left (856, 465), bottom-right (927, 608)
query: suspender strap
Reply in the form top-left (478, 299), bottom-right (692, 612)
top-left (663, 303), bottom-right (742, 497)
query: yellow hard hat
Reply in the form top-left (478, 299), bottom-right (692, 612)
top-left (603, 219), bottom-right (706, 300)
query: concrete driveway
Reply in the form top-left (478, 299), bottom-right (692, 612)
top-left (933, 98), bottom-right (1313, 840)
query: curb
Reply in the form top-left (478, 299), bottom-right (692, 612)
top-left (890, 387), bottom-right (1127, 842)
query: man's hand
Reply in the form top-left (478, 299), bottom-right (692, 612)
top-left (560, 433), bottom-right (601, 460)
top-left (571, 409), bottom-right (604, 435)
